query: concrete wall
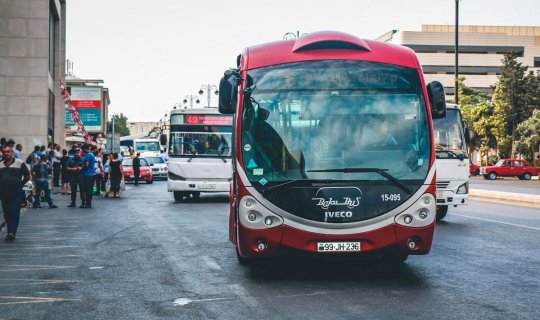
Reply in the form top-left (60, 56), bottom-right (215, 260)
top-left (0, 0), bottom-right (66, 157)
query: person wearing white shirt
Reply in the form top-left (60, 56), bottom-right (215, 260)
top-left (52, 145), bottom-right (63, 193)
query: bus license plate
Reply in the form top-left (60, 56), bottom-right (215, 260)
top-left (197, 183), bottom-right (216, 190)
top-left (317, 242), bottom-right (361, 252)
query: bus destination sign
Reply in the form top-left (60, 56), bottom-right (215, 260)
top-left (185, 115), bottom-right (233, 126)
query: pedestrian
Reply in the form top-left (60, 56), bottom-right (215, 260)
top-left (0, 145), bottom-right (31, 241)
top-left (7, 139), bottom-right (15, 151)
top-left (26, 146), bottom-right (39, 166)
top-left (60, 149), bottom-right (70, 194)
top-left (108, 152), bottom-right (123, 198)
top-left (52, 145), bottom-right (62, 193)
top-left (93, 149), bottom-right (104, 196)
top-left (102, 153), bottom-right (110, 196)
top-left (133, 152), bottom-right (141, 186)
top-left (66, 148), bottom-right (84, 207)
top-left (81, 145), bottom-right (96, 208)
top-left (14, 144), bottom-right (23, 160)
top-left (32, 154), bottom-right (58, 209)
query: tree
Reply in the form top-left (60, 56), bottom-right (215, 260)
top-left (111, 113), bottom-right (130, 136)
top-left (455, 77), bottom-right (496, 164)
top-left (491, 52), bottom-right (536, 158)
top-left (515, 109), bottom-right (540, 163)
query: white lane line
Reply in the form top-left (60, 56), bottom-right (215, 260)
top-left (452, 213), bottom-right (540, 231)
top-left (229, 284), bottom-right (259, 308)
top-left (173, 297), bottom-right (230, 306)
top-left (201, 256), bottom-right (222, 271)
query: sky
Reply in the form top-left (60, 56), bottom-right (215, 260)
top-left (66, 0), bottom-right (540, 122)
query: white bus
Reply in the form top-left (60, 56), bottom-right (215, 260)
top-left (433, 104), bottom-right (470, 220)
top-left (167, 107), bottom-right (233, 201)
top-left (119, 137), bottom-right (161, 158)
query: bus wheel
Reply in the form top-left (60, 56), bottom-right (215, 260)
top-left (236, 248), bottom-right (253, 265)
top-left (173, 191), bottom-right (186, 202)
top-left (436, 205), bottom-right (448, 221)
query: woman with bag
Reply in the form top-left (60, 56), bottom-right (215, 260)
top-left (108, 153), bottom-right (123, 198)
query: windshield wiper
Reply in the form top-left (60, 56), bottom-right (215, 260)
top-left (435, 149), bottom-right (466, 161)
top-left (261, 179), bottom-right (335, 196)
top-left (307, 167), bottom-right (411, 194)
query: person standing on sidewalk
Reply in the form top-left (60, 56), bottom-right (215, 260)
top-left (0, 146), bottom-right (31, 241)
top-left (66, 148), bottom-right (84, 207)
top-left (52, 145), bottom-right (62, 194)
top-left (60, 149), bottom-right (70, 194)
top-left (14, 143), bottom-right (22, 160)
top-left (81, 145), bottom-right (96, 208)
top-left (132, 153), bottom-right (141, 186)
top-left (32, 154), bottom-right (58, 209)
top-left (93, 148), bottom-right (104, 196)
top-left (108, 153), bottom-right (123, 198)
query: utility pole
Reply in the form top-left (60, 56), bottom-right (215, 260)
top-left (455, 0), bottom-right (460, 104)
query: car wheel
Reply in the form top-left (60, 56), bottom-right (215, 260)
top-left (488, 172), bottom-right (497, 180)
top-left (436, 205), bottom-right (448, 221)
top-left (173, 191), bottom-right (186, 202)
top-left (523, 173), bottom-right (532, 180)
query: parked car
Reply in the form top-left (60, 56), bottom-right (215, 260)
top-left (469, 162), bottom-right (480, 176)
top-left (122, 158), bottom-right (153, 184)
top-left (480, 159), bottom-right (539, 180)
top-left (145, 156), bottom-right (168, 180)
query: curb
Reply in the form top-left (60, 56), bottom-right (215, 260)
top-left (469, 189), bottom-right (540, 208)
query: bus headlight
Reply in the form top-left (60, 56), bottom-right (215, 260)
top-left (457, 182), bottom-right (469, 194)
top-left (395, 193), bottom-right (435, 227)
top-left (239, 196), bottom-right (283, 229)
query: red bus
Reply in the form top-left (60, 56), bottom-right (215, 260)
top-left (218, 31), bottom-right (446, 263)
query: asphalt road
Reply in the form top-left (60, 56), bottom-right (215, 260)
top-left (470, 175), bottom-right (540, 195)
top-left (1, 182), bottom-right (539, 320)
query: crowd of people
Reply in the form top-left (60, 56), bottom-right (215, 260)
top-left (0, 137), bottom-right (130, 242)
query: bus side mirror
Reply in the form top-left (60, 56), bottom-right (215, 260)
top-left (218, 69), bottom-right (241, 114)
top-left (160, 134), bottom-right (167, 146)
top-left (427, 81), bottom-right (446, 119)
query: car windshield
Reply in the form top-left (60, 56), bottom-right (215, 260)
top-left (241, 60), bottom-right (431, 185)
top-left (433, 108), bottom-right (468, 159)
top-left (122, 158), bottom-right (149, 166)
top-left (146, 156), bottom-right (164, 164)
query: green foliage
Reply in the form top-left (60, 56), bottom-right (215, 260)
top-left (491, 52), bottom-right (538, 158)
top-left (515, 109), bottom-right (540, 162)
top-left (111, 113), bottom-right (130, 136)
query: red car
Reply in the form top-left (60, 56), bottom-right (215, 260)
top-left (469, 162), bottom-right (480, 176)
top-left (122, 158), bottom-right (153, 184)
top-left (480, 159), bottom-right (539, 180)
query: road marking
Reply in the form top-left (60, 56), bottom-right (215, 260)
top-left (0, 296), bottom-right (79, 305)
top-left (88, 266), bottom-right (104, 270)
top-left (173, 297), bottom-right (230, 306)
top-left (229, 284), bottom-right (259, 308)
top-left (201, 256), bottom-right (222, 271)
top-left (452, 213), bottom-right (540, 231)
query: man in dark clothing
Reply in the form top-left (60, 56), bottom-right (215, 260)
top-left (0, 146), bottom-right (31, 241)
top-left (133, 153), bottom-right (141, 186)
top-left (81, 145), bottom-right (96, 208)
top-left (32, 154), bottom-right (58, 209)
top-left (66, 149), bottom-right (84, 207)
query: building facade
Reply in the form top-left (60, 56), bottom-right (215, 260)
top-left (0, 0), bottom-right (67, 153)
top-left (401, 25), bottom-right (540, 97)
top-left (127, 121), bottom-right (163, 137)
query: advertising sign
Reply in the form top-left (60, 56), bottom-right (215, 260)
top-left (65, 86), bottom-right (103, 132)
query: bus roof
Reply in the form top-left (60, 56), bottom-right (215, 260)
top-left (243, 30), bottom-right (421, 70)
top-left (169, 107), bottom-right (222, 116)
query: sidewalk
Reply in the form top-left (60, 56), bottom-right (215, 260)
top-left (469, 188), bottom-right (540, 208)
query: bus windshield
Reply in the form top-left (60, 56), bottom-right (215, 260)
top-left (136, 141), bottom-right (160, 152)
top-left (242, 60), bottom-right (431, 187)
top-left (433, 108), bottom-right (468, 159)
top-left (169, 124), bottom-right (232, 158)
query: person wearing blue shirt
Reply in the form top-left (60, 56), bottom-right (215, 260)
top-left (81, 144), bottom-right (96, 208)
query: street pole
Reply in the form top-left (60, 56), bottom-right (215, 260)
top-left (112, 116), bottom-right (115, 153)
top-left (455, 0), bottom-right (459, 105)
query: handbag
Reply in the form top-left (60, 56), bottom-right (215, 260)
top-left (120, 179), bottom-right (126, 191)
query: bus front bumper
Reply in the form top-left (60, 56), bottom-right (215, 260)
top-left (167, 178), bottom-right (230, 192)
top-left (236, 221), bottom-right (435, 258)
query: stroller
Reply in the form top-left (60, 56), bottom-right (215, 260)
top-left (20, 181), bottom-right (35, 208)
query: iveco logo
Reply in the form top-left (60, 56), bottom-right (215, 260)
top-left (311, 187), bottom-right (363, 209)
